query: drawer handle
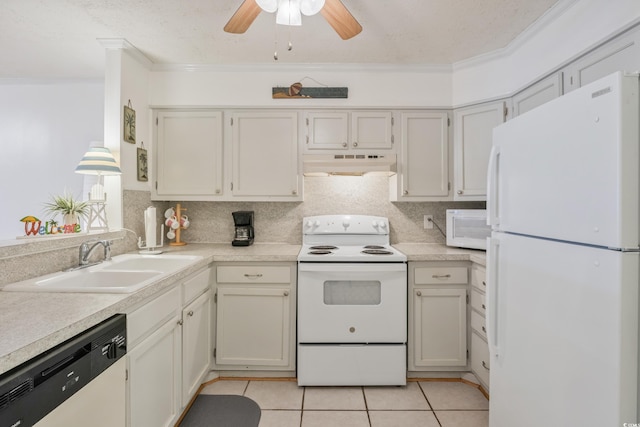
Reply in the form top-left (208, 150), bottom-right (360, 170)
top-left (244, 273), bottom-right (263, 278)
top-left (482, 326), bottom-right (486, 333)
top-left (283, 291), bottom-right (289, 296)
top-left (482, 281), bottom-right (486, 287)
top-left (482, 361), bottom-right (490, 371)
top-left (187, 310), bottom-right (194, 317)
top-left (481, 303), bottom-right (486, 310)
top-left (416, 291), bottom-right (422, 296)
top-left (432, 274), bottom-right (451, 279)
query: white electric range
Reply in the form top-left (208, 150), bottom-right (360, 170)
top-left (297, 215), bottom-right (407, 386)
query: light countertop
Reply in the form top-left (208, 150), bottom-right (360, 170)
top-left (0, 242), bottom-right (483, 375)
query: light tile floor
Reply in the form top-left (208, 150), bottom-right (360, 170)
top-left (199, 379), bottom-right (489, 427)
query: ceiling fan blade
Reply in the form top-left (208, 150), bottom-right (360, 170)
top-left (224, 0), bottom-right (262, 34)
top-left (320, 0), bottom-right (362, 40)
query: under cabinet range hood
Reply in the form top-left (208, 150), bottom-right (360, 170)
top-left (303, 154), bottom-right (397, 176)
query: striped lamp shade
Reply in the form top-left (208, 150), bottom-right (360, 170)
top-left (75, 147), bottom-right (122, 175)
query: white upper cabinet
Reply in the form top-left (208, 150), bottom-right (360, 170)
top-left (351, 111), bottom-right (393, 150)
top-left (453, 100), bottom-right (506, 201)
top-left (304, 110), bottom-right (394, 152)
top-left (390, 111), bottom-right (449, 201)
top-left (564, 27), bottom-right (640, 92)
top-left (153, 110), bottom-right (223, 201)
top-left (306, 111), bottom-right (349, 150)
top-left (512, 72), bottom-right (563, 118)
top-left (230, 111), bottom-right (301, 200)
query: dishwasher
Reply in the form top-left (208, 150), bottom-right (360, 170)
top-left (0, 314), bottom-right (127, 427)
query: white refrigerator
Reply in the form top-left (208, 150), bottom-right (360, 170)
top-left (487, 71), bottom-right (639, 427)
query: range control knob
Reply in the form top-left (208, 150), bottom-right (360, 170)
top-left (372, 220), bottom-right (379, 229)
top-left (379, 221), bottom-right (388, 230)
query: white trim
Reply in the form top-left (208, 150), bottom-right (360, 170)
top-left (0, 78), bottom-right (103, 85)
top-left (453, 0), bottom-right (580, 71)
top-left (97, 38), bottom-right (153, 69)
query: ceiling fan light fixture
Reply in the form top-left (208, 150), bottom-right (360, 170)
top-left (276, 0), bottom-right (302, 26)
top-left (300, 0), bottom-right (325, 16)
top-left (256, 0), bottom-right (278, 13)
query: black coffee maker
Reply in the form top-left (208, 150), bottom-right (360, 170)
top-left (232, 211), bottom-right (254, 246)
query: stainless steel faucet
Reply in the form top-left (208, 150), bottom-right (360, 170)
top-left (79, 240), bottom-right (112, 266)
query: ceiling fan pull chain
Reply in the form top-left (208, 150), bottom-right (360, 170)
top-left (273, 19), bottom-right (279, 60)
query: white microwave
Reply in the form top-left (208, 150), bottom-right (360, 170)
top-left (446, 209), bottom-right (490, 250)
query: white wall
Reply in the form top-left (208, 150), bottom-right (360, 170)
top-left (148, 66), bottom-right (452, 108)
top-left (0, 81), bottom-right (104, 240)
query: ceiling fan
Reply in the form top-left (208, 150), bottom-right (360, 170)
top-left (224, 0), bottom-right (362, 40)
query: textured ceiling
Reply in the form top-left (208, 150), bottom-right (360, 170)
top-left (1, 0), bottom-right (559, 79)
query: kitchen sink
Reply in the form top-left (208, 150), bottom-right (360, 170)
top-left (2, 253), bottom-right (203, 293)
top-left (100, 254), bottom-right (202, 272)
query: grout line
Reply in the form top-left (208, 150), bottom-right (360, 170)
top-left (299, 386), bottom-right (305, 427)
top-left (417, 381), bottom-right (443, 427)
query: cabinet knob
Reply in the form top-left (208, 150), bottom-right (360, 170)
top-left (482, 281), bottom-right (486, 287)
top-left (481, 303), bottom-right (486, 310)
top-left (353, 142), bottom-right (358, 147)
top-left (283, 291), bottom-right (289, 296)
top-left (482, 361), bottom-right (490, 371)
top-left (177, 320), bottom-right (183, 326)
top-left (292, 190), bottom-right (297, 195)
top-left (403, 190), bottom-right (409, 195)
top-left (215, 189), bottom-right (221, 194)
top-left (482, 326), bottom-right (486, 333)
top-left (349, 327), bottom-right (355, 333)
top-left (457, 190), bottom-right (463, 195)
top-left (342, 142), bottom-right (347, 147)
top-left (187, 310), bottom-right (194, 317)
top-left (416, 291), bottom-right (422, 296)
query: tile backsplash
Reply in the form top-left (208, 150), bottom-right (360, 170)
top-left (125, 176), bottom-right (484, 245)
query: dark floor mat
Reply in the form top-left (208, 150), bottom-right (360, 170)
top-left (179, 394), bottom-right (261, 427)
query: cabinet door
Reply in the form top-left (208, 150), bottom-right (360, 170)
top-left (512, 72), bottom-right (563, 117)
top-left (154, 110), bottom-right (223, 200)
top-left (411, 288), bottom-right (467, 368)
top-left (216, 286), bottom-right (291, 368)
top-left (471, 331), bottom-right (490, 389)
top-left (565, 28), bottom-right (640, 92)
top-left (397, 112), bottom-right (449, 199)
top-left (182, 290), bottom-right (211, 406)
top-left (351, 111), bottom-right (393, 149)
top-left (128, 316), bottom-right (182, 427)
top-left (306, 111), bottom-right (349, 150)
top-left (453, 101), bottom-right (505, 200)
top-left (231, 112), bottom-right (300, 198)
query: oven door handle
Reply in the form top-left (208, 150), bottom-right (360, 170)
top-left (298, 263), bottom-right (407, 273)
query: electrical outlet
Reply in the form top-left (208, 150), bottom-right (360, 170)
top-left (424, 215), bottom-right (433, 229)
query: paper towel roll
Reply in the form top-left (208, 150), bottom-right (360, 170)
top-left (145, 207), bottom-right (157, 248)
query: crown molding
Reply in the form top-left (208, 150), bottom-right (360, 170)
top-left (97, 38), bottom-right (153, 69)
top-left (452, 0), bottom-right (580, 71)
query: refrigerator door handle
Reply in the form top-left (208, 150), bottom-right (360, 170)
top-left (486, 144), bottom-right (500, 227)
top-left (486, 236), bottom-right (500, 358)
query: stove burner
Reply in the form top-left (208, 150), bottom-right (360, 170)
top-left (309, 250), bottom-right (333, 255)
top-left (361, 249), bottom-right (393, 255)
top-left (309, 245), bottom-right (338, 250)
top-left (363, 245), bottom-right (386, 250)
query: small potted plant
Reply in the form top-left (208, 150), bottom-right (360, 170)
top-left (43, 192), bottom-right (89, 226)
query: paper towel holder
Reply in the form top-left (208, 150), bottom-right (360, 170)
top-left (138, 225), bottom-right (164, 254)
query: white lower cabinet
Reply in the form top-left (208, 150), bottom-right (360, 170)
top-left (214, 263), bottom-right (296, 371)
top-left (127, 266), bottom-right (213, 427)
top-left (469, 263), bottom-right (490, 391)
top-left (409, 263), bottom-right (468, 370)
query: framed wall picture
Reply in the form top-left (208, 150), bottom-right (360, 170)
top-left (137, 146), bottom-right (148, 181)
top-left (124, 102), bottom-right (136, 144)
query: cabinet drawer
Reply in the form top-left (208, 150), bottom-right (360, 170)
top-left (471, 265), bottom-right (487, 291)
top-left (471, 331), bottom-right (490, 388)
top-left (414, 267), bottom-right (467, 285)
top-left (217, 266), bottom-right (290, 284)
top-left (470, 288), bottom-right (486, 315)
top-left (470, 310), bottom-right (487, 339)
top-left (128, 286), bottom-right (181, 347)
top-left (182, 267), bottom-right (212, 305)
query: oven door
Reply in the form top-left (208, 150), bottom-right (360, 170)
top-left (297, 262), bottom-right (407, 343)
